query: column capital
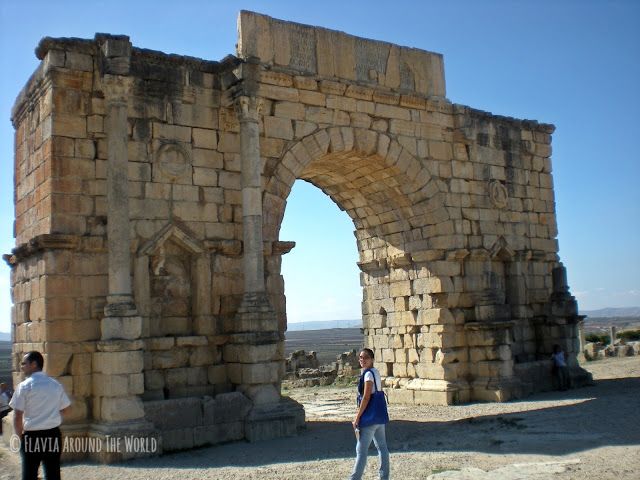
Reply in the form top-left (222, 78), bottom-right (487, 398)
top-left (234, 95), bottom-right (263, 123)
top-left (102, 74), bottom-right (133, 105)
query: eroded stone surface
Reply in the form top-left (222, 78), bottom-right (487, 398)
top-left (4, 11), bottom-right (588, 461)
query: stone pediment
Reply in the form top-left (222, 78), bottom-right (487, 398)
top-left (490, 236), bottom-right (515, 261)
top-left (138, 222), bottom-right (205, 257)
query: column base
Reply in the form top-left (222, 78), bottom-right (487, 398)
top-left (85, 420), bottom-right (161, 463)
top-left (238, 383), bottom-right (281, 405)
top-left (244, 396), bottom-right (305, 442)
top-left (104, 295), bottom-right (137, 317)
top-left (387, 379), bottom-right (468, 405)
top-left (232, 291), bottom-right (278, 333)
top-left (469, 376), bottom-right (528, 402)
top-left (101, 315), bottom-right (142, 340)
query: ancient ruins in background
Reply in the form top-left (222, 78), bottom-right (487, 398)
top-left (3, 11), bottom-right (590, 460)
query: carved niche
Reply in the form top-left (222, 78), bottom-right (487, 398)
top-left (467, 237), bottom-right (517, 322)
top-left (135, 223), bottom-right (213, 337)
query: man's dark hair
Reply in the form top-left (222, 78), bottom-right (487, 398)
top-left (24, 351), bottom-right (44, 370)
top-left (361, 348), bottom-right (375, 359)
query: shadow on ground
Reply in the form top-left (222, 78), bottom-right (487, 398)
top-left (101, 375), bottom-right (639, 470)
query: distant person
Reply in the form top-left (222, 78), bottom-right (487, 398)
top-left (10, 351), bottom-right (71, 480)
top-left (1, 381), bottom-right (14, 399)
top-left (551, 344), bottom-right (570, 391)
top-left (0, 382), bottom-right (12, 431)
top-left (350, 348), bottom-right (390, 480)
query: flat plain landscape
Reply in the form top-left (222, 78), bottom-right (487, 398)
top-left (284, 327), bottom-right (363, 365)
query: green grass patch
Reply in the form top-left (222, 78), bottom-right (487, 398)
top-left (431, 467), bottom-right (459, 474)
top-left (586, 329), bottom-right (640, 344)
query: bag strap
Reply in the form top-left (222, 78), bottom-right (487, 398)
top-left (362, 368), bottom-right (378, 393)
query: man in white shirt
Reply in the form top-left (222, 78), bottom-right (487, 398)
top-left (9, 351), bottom-right (71, 480)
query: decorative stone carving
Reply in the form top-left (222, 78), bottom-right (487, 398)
top-left (156, 142), bottom-right (190, 180)
top-left (136, 222), bottom-right (210, 336)
top-left (489, 179), bottom-right (509, 208)
top-left (234, 95), bottom-right (263, 123)
top-left (102, 74), bottom-right (133, 105)
top-left (149, 241), bottom-right (193, 333)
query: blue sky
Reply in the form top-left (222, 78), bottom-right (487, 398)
top-left (0, 0), bottom-right (638, 333)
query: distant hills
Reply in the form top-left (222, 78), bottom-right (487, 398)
top-left (287, 308), bottom-right (640, 331)
top-left (0, 307), bottom-right (637, 339)
top-left (0, 321), bottom-right (362, 338)
top-left (287, 319), bottom-right (360, 331)
top-left (581, 307), bottom-right (640, 318)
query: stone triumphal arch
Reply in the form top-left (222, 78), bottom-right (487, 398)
top-left (4, 11), bottom-right (589, 459)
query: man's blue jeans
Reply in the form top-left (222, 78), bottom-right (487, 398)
top-left (350, 423), bottom-right (389, 480)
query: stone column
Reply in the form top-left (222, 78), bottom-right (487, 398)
top-left (95, 73), bottom-right (144, 415)
top-left (105, 74), bottom-right (135, 313)
top-left (89, 36), bottom-right (157, 461)
top-left (234, 95), bottom-right (277, 331)
top-left (220, 59), bottom-right (304, 441)
top-left (96, 51), bottom-right (145, 421)
top-left (225, 93), bottom-right (281, 406)
top-left (102, 74), bottom-right (139, 330)
top-left (238, 94), bottom-right (267, 300)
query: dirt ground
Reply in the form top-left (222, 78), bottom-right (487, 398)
top-left (1, 356), bottom-right (638, 479)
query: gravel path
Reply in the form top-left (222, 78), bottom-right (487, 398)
top-left (1, 356), bottom-right (638, 479)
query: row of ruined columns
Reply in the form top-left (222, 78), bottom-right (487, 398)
top-left (92, 37), bottom-right (278, 436)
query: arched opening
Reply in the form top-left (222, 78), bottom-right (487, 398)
top-left (265, 127), bottom-right (444, 384)
top-left (280, 180), bottom-right (363, 373)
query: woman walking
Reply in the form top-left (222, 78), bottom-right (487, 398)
top-left (350, 348), bottom-right (390, 480)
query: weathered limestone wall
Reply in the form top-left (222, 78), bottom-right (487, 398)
top-left (10, 48), bottom-right (104, 424)
top-left (238, 11), bottom-right (586, 404)
top-left (7, 34), bottom-right (292, 439)
top-left (5, 10), bottom-right (589, 461)
top-left (238, 10), bottom-right (446, 97)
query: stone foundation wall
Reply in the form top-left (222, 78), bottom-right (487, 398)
top-left (143, 392), bottom-right (252, 451)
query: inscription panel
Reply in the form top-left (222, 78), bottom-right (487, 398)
top-left (355, 39), bottom-right (388, 82)
top-left (288, 24), bottom-right (316, 74)
top-left (399, 62), bottom-right (415, 90)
